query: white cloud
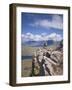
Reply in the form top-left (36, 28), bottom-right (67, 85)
top-left (22, 32), bottom-right (62, 42)
top-left (41, 33), bottom-right (47, 36)
top-left (34, 35), bottom-right (41, 41)
top-left (48, 33), bottom-right (62, 41)
top-left (21, 32), bottom-right (34, 41)
top-left (29, 15), bottom-right (63, 30)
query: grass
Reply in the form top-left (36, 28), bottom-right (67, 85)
top-left (21, 45), bottom-right (57, 56)
top-left (21, 59), bottom-right (32, 77)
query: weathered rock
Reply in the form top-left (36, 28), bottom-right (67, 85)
top-left (32, 47), bottom-right (63, 76)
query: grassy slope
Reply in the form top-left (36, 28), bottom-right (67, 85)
top-left (21, 60), bottom-right (32, 77)
top-left (22, 45), bottom-right (57, 56)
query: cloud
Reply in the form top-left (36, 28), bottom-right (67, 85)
top-left (29, 15), bottom-right (63, 30)
top-left (21, 32), bottom-right (34, 41)
top-left (41, 33), bottom-right (47, 36)
top-left (48, 33), bottom-right (62, 41)
top-left (22, 32), bottom-right (62, 42)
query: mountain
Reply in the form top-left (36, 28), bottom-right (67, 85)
top-left (22, 40), bottom-right (55, 47)
top-left (47, 40), bottom-right (54, 45)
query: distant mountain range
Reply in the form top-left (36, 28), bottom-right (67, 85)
top-left (22, 40), bottom-right (61, 47)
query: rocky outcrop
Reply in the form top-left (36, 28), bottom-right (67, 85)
top-left (31, 47), bottom-right (63, 76)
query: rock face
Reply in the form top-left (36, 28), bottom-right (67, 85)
top-left (31, 47), bottom-right (63, 76)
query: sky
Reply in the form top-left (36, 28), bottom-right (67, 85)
top-left (21, 12), bottom-right (63, 42)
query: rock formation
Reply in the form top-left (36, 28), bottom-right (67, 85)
top-left (31, 46), bottom-right (63, 76)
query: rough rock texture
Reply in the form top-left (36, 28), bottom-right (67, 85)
top-left (31, 47), bottom-right (63, 76)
